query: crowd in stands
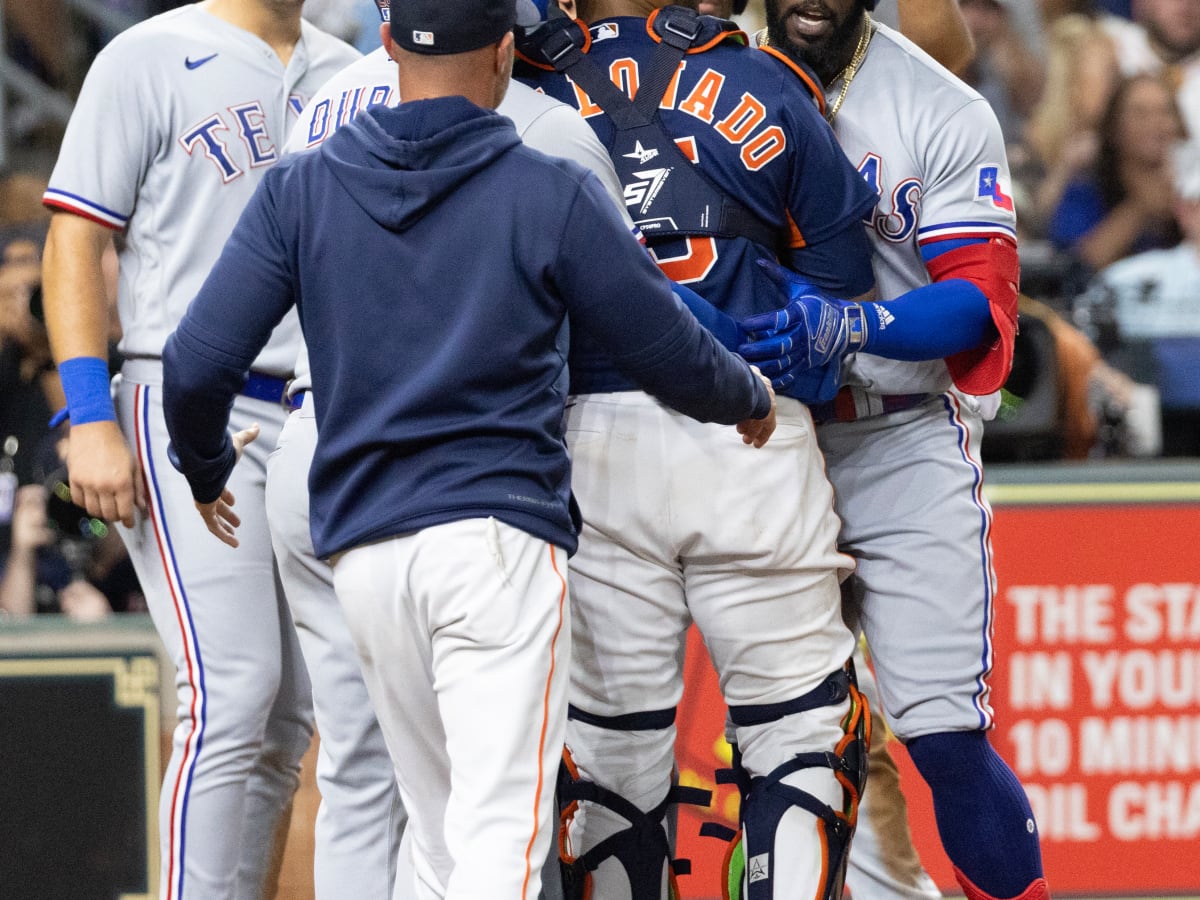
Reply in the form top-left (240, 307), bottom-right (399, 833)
top-left (0, 170), bottom-right (142, 619)
top-left (1, 0), bottom-right (1197, 619)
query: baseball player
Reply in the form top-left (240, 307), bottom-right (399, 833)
top-left (159, 3), bottom-right (778, 897)
top-left (517, 4), bottom-right (880, 898)
top-left (733, 2), bottom-right (1051, 900)
top-left (38, 3), bottom-right (358, 898)
top-left (266, 1), bottom-right (645, 897)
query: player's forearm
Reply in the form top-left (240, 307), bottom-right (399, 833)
top-left (788, 222), bottom-right (877, 298)
top-left (860, 279), bottom-right (993, 360)
top-left (672, 283), bottom-right (743, 350)
top-left (162, 323), bottom-right (246, 504)
top-left (41, 212), bottom-right (115, 363)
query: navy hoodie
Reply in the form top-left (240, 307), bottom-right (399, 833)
top-left (163, 97), bottom-right (769, 558)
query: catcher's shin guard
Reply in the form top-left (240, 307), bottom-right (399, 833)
top-left (556, 722), bottom-right (710, 899)
top-left (718, 663), bottom-right (872, 900)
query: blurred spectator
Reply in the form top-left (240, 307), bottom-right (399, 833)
top-left (2, 1), bottom-right (84, 94)
top-left (1022, 13), bottom-right (1120, 236)
top-left (959, 0), bottom-right (1046, 140)
top-left (302, 0), bottom-right (383, 54)
top-left (0, 226), bottom-right (141, 619)
top-left (1048, 72), bottom-right (1185, 272)
top-left (0, 171), bottom-right (54, 228)
top-left (301, 0), bottom-right (362, 43)
top-left (1074, 140), bottom-right (1200, 455)
top-left (1101, 0), bottom-right (1200, 135)
top-left (0, 227), bottom-right (62, 486)
top-left (0, 483), bottom-right (113, 620)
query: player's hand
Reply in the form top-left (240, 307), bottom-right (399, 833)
top-left (736, 368), bottom-right (777, 448)
top-left (65, 420), bottom-right (146, 528)
top-left (783, 357), bottom-right (844, 405)
top-left (193, 423), bottom-right (259, 548)
top-left (738, 259), bottom-right (863, 377)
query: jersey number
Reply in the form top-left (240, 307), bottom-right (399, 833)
top-left (648, 237), bottom-right (718, 284)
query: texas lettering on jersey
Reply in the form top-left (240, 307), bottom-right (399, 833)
top-left (857, 152), bottom-right (923, 243)
top-left (179, 93), bottom-right (309, 181)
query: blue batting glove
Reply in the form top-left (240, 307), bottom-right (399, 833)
top-left (738, 258), bottom-right (869, 371)
top-left (774, 356), bottom-right (844, 404)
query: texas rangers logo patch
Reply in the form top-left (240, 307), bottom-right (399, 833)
top-left (975, 165), bottom-right (1014, 211)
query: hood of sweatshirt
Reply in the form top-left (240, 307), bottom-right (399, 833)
top-left (320, 95), bottom-right (522, 233)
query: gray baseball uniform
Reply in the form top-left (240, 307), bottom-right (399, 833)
top-left (813, 20), bottom-right (1016, 743)
top-left (43, 6), bottom-right (358, 898)
top-left (802, 20), bottom-right (1043, 900)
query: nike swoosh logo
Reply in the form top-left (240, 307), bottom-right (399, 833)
top-left (185, 53), bottom-right (218, 70)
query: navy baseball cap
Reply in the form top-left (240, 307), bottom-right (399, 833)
top-left (390, 0), bottom-right (522, 54)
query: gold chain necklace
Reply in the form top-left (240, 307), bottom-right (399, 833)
top-left (825, 13), bottom-right (874, 124)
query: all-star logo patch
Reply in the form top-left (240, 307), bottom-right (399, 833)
top-left (748, 853), bottom-right (770, 884)
top-left (623, 141), bottom-right (659, 164)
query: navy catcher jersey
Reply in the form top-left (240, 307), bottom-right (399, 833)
top-left (517, 13), bottom-right (876, 320)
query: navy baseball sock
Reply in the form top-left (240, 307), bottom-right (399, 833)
top-left (906, 730), bottom-right (1046, 900)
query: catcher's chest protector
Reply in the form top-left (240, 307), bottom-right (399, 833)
top-left (517, 8), bottom-right (781, 253)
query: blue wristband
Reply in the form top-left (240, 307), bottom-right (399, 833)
top-left (58, 356), bottom-right (116, 425)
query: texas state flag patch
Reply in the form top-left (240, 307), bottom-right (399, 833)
top-left (976, 165), bottom-right (1014, 211)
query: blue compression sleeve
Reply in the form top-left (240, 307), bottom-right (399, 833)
top-left (862, 278), bottom-right (993, 361)
top-left (671, 283), bottom-right (744, 351)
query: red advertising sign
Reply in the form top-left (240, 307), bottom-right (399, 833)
top-left (675, 498), bottom-right (1200, 898)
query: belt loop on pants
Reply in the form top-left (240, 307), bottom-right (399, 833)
top-left (809, 386), bottom-right (931, 425)
top-left (239, 371), bottom-right (291, 406)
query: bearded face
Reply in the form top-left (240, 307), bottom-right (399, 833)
top-left (764, 0), bottom-right (866, 85)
